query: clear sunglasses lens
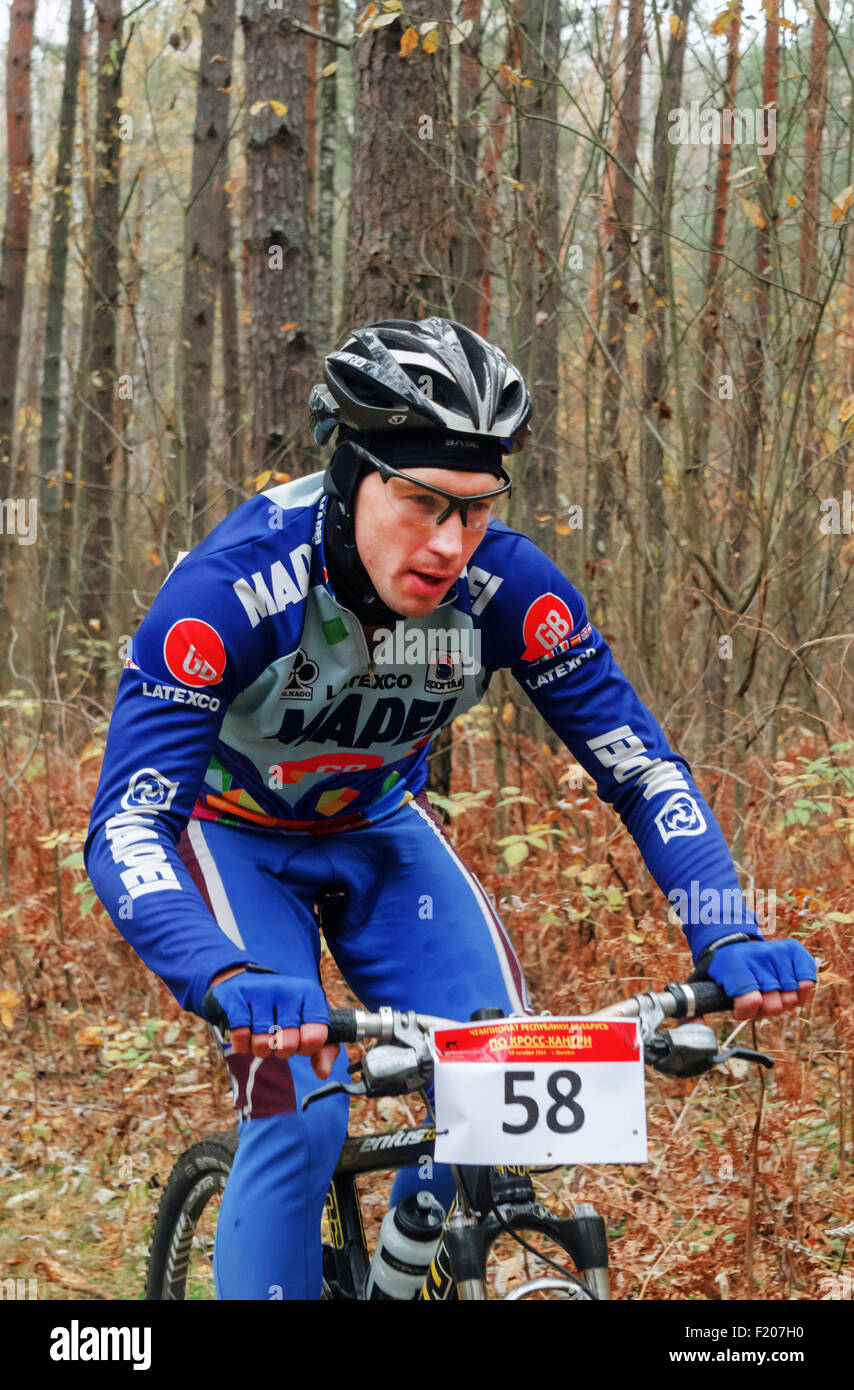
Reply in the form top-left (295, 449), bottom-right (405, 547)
top-left (384, 476), bottom-right (507, 529)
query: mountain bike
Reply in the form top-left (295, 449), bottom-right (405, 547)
top-left (145, 976), bottom-right (772, 1300)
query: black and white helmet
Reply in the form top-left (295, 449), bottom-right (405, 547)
top-left (309, 317), bottom-right (532, 451)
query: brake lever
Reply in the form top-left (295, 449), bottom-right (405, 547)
top-left (301, 1078), bottom-right (367, 1111)
top-left (712, 1045), bottom-right (774, 1070)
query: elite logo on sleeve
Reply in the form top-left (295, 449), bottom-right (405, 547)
top-left (521, 593), bottom-right (574, 662)
top-left (163, 618), bottom-right (226, 687)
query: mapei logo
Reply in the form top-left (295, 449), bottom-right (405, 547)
top-left (163, 618), bottom-right (226, 688)
top-left (121, 768), bottom-right (179, 812)
top-left (279, 649), bottom-right (319, 701)
top-left (654, 793), bottom-right (707, 844)
top-left (232, 544), bottom-right (312, 629)
top-left (521, 593), bottom-right (574, 662)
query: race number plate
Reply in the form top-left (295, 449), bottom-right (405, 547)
top-left (431, 1017), bottom-right (647, 1165)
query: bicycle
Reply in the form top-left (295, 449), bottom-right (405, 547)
top-left (145, 975), bottom-right (773, 1300)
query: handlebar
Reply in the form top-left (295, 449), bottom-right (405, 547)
top-left (324, 980), bottom-right (733, 1047)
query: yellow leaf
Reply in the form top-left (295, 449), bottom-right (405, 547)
top-left (150, 551), bottom-right (161, 566)
top-left (399, 25), bottom-right (418, 55)
top-left (499, 63), bottom-right (522, 85)
top-left (254, 469), bottom-right (273, 492)
top-left (249, 100), bottom-right (267, 116)
top-left (502, 701), bottom-right (515, 726)
top-left (786, 192), bottom-right (798, 207)
top-left (670, 13), bottom-right (685, 38)
top-left (0, 989), bottom-right (19, 1029)
top-left (837, 394), bottom-right (854, 424)
top-left (739, 196), bottom-right (766, 229)
top-left (269, 100), bottom-right (288, 117)
top-left (321, 61), bottom-right (339, 77)
top-left (832, 185), bottom-right (853, 222)
top-left (279, 321), bottom-right (299, 333)
top-left (422, 27), bottom-right (440, 52)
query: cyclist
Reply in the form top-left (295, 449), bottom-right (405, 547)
top-left (85, 317), bottom-right (816, 1300)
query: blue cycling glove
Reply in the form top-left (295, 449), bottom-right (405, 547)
top-left (203, 964), bottom-right (330, 1037)
top-left (697, 937), bottom-right (817, 999)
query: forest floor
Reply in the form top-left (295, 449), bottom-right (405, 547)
top-left (1, 712), bottom-right (852, 1301)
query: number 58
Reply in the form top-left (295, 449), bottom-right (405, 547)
top-left (502, 1069), bottom-right (585, 1135)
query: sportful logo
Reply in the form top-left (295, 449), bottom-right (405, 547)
top-left (232, 543), bottom-right (312, 628)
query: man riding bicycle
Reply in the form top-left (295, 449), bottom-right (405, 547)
top-left (85, 317), bottom-right (816, 1300)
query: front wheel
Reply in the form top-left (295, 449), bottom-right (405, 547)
top-left (145, 1131), bottom-right (238, 1300)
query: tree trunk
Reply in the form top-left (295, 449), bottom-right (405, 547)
top-left (316, 0), bottom-right (339, 344)
top-left (78, 0), bottom-right (124, 699)
top-left (38, 0), bottom-right (85, 628)
top-left (450, 0), bottom-right (484, 330)
top-left (515, 0), bottom-right (561, 533)
top-left (242, 0), bottom-right (317, 476)
top-left (177, 0), bottom-right (236, 544)
top-left (592, 0), bottom-right (644, 608)
top-left (344, 0), bottom-right (453, 322)
top-left (0, 0), bottom-right (36, 644)
top-left (640, 0), bottom-right (691, 708)
top-left (218, 163), bottom-right (243, 499)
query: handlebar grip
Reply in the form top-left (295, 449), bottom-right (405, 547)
top-left (326, 1009), bottom-right (358, 1044)
top-left (685, 980), bottom-right (733, 1014)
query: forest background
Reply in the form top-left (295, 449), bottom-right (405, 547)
top-left (0, 0), bottom-right (852, 1302)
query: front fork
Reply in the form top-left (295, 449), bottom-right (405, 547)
top-left (422, 1170), bottom-right (612, 1300)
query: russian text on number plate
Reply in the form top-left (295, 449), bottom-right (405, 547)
top-left (430, 1017), bottom-right (647, 1166)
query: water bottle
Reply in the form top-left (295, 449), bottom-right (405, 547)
top-left (366, 1191), bottom-right (445, 1300)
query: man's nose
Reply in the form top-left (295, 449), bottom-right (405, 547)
top-left (426, 511), bottom-right (467, 559)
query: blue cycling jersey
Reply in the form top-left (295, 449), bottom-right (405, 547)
top-left (85, 471), bottom-right (759, 1017)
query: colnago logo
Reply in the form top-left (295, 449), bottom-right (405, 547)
top-left (104, 811), bottom-right (182, 899)
top-left (121, 768), bottom-right (179, 812)
top-left (279, 649), bottom-right (319, 701)
top-left (233, 543), bottom-right (312, 628)
top-left (141, 682), bottom-right (221, 711)
top-left (49, 1320), bottom-right (151, 1371)
top-left (586, 725), bottom-right (691, 802)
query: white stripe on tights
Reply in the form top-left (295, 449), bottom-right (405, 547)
top-left (186, 818), bottom-right (246, 949)
top-left (408, 798), bottom-right (530, 1014)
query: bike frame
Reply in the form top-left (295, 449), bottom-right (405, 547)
top-left (321, 1121), bottom-right (611, 1301)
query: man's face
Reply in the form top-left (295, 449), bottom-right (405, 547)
top-left (353, 466), bottom-right (498, 618)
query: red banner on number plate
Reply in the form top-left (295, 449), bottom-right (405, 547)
top-left (433, 1018), bottom-right (640, 1063)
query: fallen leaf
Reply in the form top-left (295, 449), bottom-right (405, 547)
top-left (35, 1257), bottom-right (111, 1299)
top-left (399, 25), bottom-right (418, 56)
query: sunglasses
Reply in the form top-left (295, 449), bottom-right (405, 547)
top-left (349, 441), bottom-right (512, 532)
